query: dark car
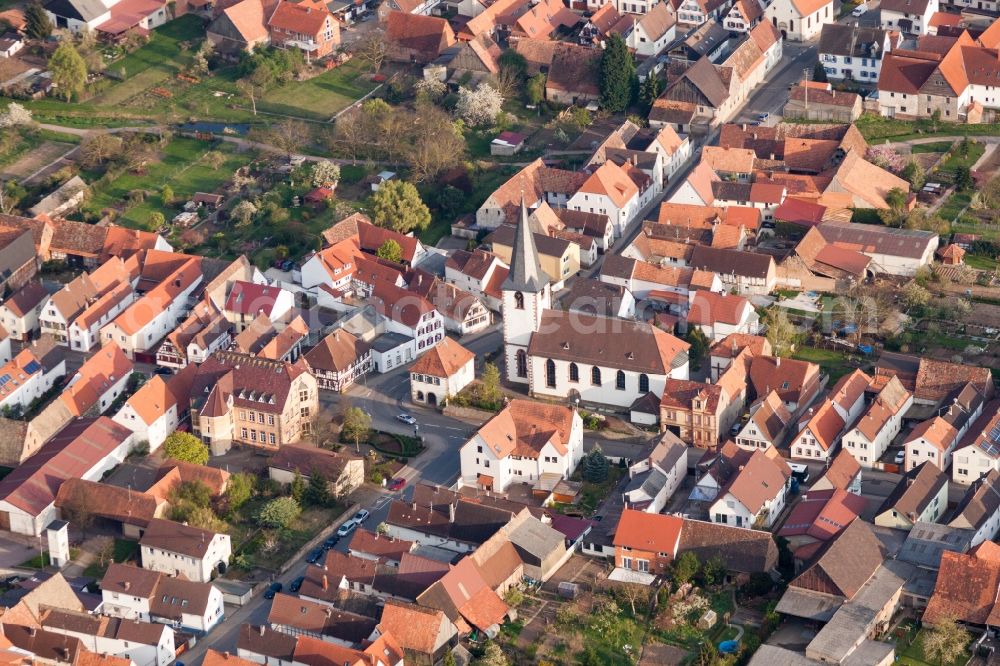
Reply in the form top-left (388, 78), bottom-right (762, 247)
top-left (388, 477), bottom-right (406, 491)
top-left (323, 535), bottom-right (340, 549)
top-left (290, 576), bottom-right (305, 593)
top-left (263, 582), bottom-right (282, 600)
top-left (306, 548), bottom-right (324, 564)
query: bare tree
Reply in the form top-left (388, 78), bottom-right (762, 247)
top-left (355, 30), bottom-right (388, 73)
top-left (265, 119), bottom-right (310, 158)
top-left (491, 65), bottom-right (521, 101)
top-left (616, 582), bottom-right (649, 616)
top-left (405, 104), bottom-right (465, 182)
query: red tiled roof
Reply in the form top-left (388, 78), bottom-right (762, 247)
top-left (613, 508), bottom-right (683, 554)
top-left (924, 541), bottom-right (1000, 626)
top-left (409, 337), bottom-right (474, 378)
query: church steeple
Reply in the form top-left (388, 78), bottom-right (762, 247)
top-left (502, 197), bottom-right (549, 293)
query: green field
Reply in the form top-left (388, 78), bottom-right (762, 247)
top-left (910, 141), bottom-right (955, 154)
top-left (792, 346), bottom-right (855, 382)
top-left (83, 137), bottom-right (251, 229)
top-left (938, 191), bottom-right (972, 222)
top-left (13, 16), bottom-right (376, 127)
top-left (856, 114), bottom-right (1000, 142)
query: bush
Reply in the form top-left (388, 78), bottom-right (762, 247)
top-left (258, 496), bottom-right (301, 529)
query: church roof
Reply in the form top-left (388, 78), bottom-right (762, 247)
top-left (502, 199), bottom-right (549, 293)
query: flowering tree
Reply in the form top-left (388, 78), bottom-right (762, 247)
top-left (0, 103), bottom-right (33, 128)
top-left (311, 161), bottom-right (340, 187)
top-left (456, 83), bottom-right (503, 127)
top-left (866, 145), bottom-right (906, 173)
top-left (231, 200), bottom-right (257, 227)
top-left (414, 77), bottom-right (446, 102)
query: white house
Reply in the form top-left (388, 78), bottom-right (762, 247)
top-left (880, 0), bottom-right (937, 34)
top-left (300, 237), bottom-right (359, 292)
top-left (222, 280), bottom-right (295, 333)
top-left (372, 282), bottom-right (445, 356)
top-left (0, 282), bottom-right (49, 341)
top-left (41, 608), bottom-right (176, 666)
top-left (444, 249), bottom-right (509, 312)
top-left (43, 0), bottom-right (114, 33)
top-left (735, 390), bottom-right (791, 451)
top-left (68, 283), bottom-right (135, 352)
top-left (408, 337), bottom-right (475, 407)
top-left (625, 3), bottom-right (678, 56)
top-left (952, 407), bottom-right (1000, 485)
top-left (905, 417), bottom-right (960, 473)
top-left (709, 451), bottom-right (791, 529)
top-left (723, 0), bottom-right (763, 31)
top-left (790, 400), bottom-right (846, 462)
top-left (676, 0), bottom-right (732, 26)
top-left (112, 367), bottom-right (193, 453)
top-left (667, 161), bottom-right (718, 207)
top-left (764, 0), bottom-right (833, 41)
top-left (623, 431), bottom-right (688, 514)
top-left (140, 518), bottom-right (232, 583)
top-left (101, 562), bottom-right (226, 636)
top-left (370, 332), bottom-right (417, 374)
top-left (0, 344), bottom-right (66, 412)
top-left (949, 469), bottom-right (1000, 547)
top-left (685, 290), bottom-right (759, 342)
top-left (828, 369), bottom-right (871, 424)
top-left (567, 160), bottom-right (642, 239)
top-left (841, 376), bottom-right (912, 468)
top-left (459, 399), bottom-right (584, 493)
top-left (101, 258), bottom-right (203, 360)
top-left (819, 24), bottom-right (893, 82)
top-left (645, 126), bottom-right (693, 185)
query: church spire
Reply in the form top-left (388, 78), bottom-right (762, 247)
top-left (502, 196), bottom-right (549, 293)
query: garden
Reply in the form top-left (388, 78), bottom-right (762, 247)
top-left (891, 619), bottom-right (972, 666)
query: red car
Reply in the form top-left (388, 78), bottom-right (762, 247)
top-left (388, 478), bottom-right (406, 491)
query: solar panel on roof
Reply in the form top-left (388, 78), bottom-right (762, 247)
top-left (23, 361), bottom-right (40, 374)
top-left (0, 374), bottom-right (10, 386)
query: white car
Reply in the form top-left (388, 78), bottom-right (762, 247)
top-left (852, 4), bottom-right (867, 15)
top-left (354, 509), bottom-right (370, 523)
top-left (336, 520), bottom-right (358, 538)
top-left (894, 450), bottom-right (906, 465)
top-left (396, 413), bottom-right (417, 425)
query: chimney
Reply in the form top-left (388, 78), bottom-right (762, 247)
top-left (449, 503), bottom-right (456, 523)
top-left (412, 501), bottom-right (417, 510)
top-left (259, 626), bottom-right (265, 637)
top-left (322, 574), bottom-right (328, 591)
top-left (776, 357), bottom-right (781, 367)
top-left (123, 581), bottom-right (131, 591)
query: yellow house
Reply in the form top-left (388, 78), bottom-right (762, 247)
top-left (488, 225), bottom-right (579, 287)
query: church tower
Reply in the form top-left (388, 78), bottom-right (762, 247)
top-left (502, 198), bottom-right (551, 384)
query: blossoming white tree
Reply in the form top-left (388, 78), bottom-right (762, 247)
top-left (456, 83), bottom-right (503, 127)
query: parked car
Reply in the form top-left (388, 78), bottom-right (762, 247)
top-left (306, 548), bottom-right (324, 564)
top-left (396, 413), bottom-right (416, 425)
top-left (263, 582), bottom-right (282, 600)
top-left (788, 463), bottom-right (810, 484)
top-left (290, 576), bottom-right (305, 593)
top-left (852, 3), bottom-right (868, 15)
top-left (354, 509), bottom-right (370, 524)
top-left (336, 519), bottom-right (358, 538)
top-left (730, 422), bottom-right (742, 436)
top-left (323, 535), bottom-right (340, 549)
top-left (894, 450), bottom-right (906, 465)
top-left (388, 477), bottom-right (406, 491)
top-left (757, 112), bottom-right (769, 122)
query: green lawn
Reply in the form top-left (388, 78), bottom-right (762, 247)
top-left (258, 60), bottom-right (377, 121)
top-left (938, 191), bottom-right (972, 222)
top-left (964, 254), bottom-right (1000, 271)
top-left (938, 142), bottom-right (986, 172)
top-left (792, 347), bottom-right (854, 382)
top-left (82, 137), bottom-right (251, 229)
top-left (897, 628), bottom-right (971, 666)
top-left (856, 114), bottom-right (1000, 141)
top-left (910, 141), bottom-right (955, 154)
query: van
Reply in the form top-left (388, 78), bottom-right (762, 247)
top-left (788, 463), bottom-right (810, 483)
top-left (852, 4), bottom-right (867, 16)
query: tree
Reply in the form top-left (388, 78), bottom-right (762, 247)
top-left (921, 617), bottom-right (970, 666)
top-left (265, 119), bottom-right (308, 158)
top-left (226, 472), bottom-right (256, 513)
top-left (371, 180), bottom-right (431, 234)
top-left (304, 468), bottom-right (331, 507)
top-left (581, 447), bottom-right (609, 483)
top-left (236, 67), bottom-right (271, 116)
top-left (456, 83), bottom-right (504, 127)
top-left (355, 29), bottom-right (388, 73)
top-left (639, 75), bottom-right (662, 113)
top-left (290, 471), bottom-right (306, 503)
top-left (526, 73), bottom-right (546, 106)
top-left (259, 496), bottom-right (301, 529)
top-left (492, 65), bottom-right (521, 101)
top-left (901, 281), bottom-right (931, 310)
top-left (479, 362), bottom-right (502, 406)
top-left (673, 551), bottom-right (700, 586)
top-left (81, 134), bottom-right (123, 169)
top-left (312, 161), bottom-right (340, 187)
top-left (204, 150), bottom-right (225, 170)
top-left (884, 187), bottom-right (908, 211)
top-left (160, 185), bottom-right (174, 206)
top-left (25, 0), bottom-right (53, 40)
top-left (163, 432), bottom-right (209, 465)
top-left (414, 77), bottom-right (447, 103)
top-left (50, 42), bottom-right (87, 101)
top-left (498, 50), bottom-right (527, 78)
top-left (442, 649), bottom-right (457, 666)
top-left (955, 164), bottom-right (974, 191)
top-left (764, 308), bottom-right (796, 357)
top-left (376, 239), bottom-right (402, 263)
top-left (616, 582), bottom-right (649, 616)
top-left (812, 61), bottom-right (828, 83)
top-left (700, 556), bottom-right (726, 587)
top-left (405, 103), bottom-right (466, 182)
top-left (599, 33), bottom-right (635, 113)
top-left (901, 160), bottom-right (925, 190)
top-left (231, 200), bottom-right (257, 227)
top-left (60, 486), bottom-right (94, 537)
top-left (685, 327), bottom-right (710, 371)
top-left (148, 211), bottom-right (164, 229)
top-left (0, 103), bottom-right (33, 129)
top-left (341, 406), bottom-right (372, 452)
top-left (474, 643), bottom-right (509, 666)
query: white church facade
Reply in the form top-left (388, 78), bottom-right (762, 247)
top-left (502, 201), bottom-right (691, 410)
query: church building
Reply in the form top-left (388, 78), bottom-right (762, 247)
top-left (502, 200), bottom-right (691, 410)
